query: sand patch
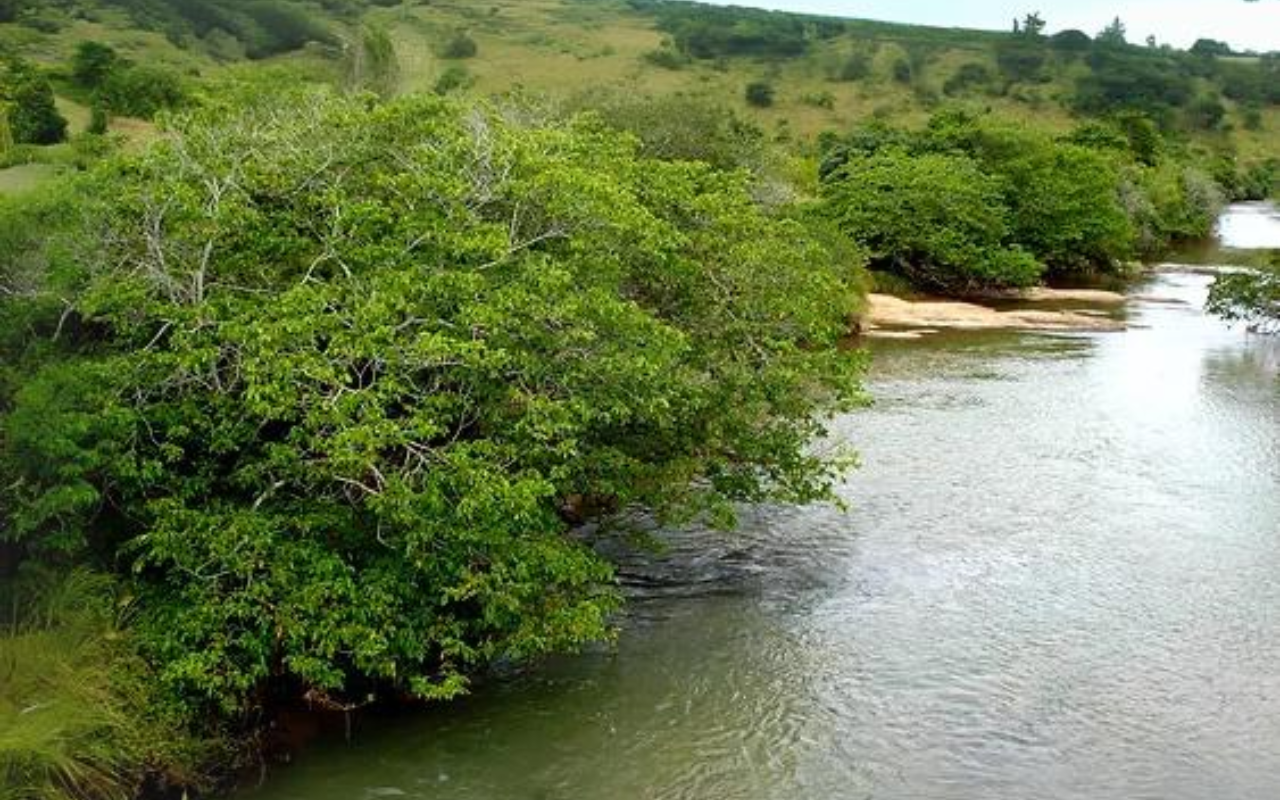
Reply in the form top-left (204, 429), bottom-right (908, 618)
top-left (863, 294), bottom-right (1126, 334)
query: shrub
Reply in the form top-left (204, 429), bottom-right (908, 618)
top-left (0, 59), bottom-right (67, 145)
top-left (642, 47), bottom-right (688, 70)
top-left (433, 64), bottom-right (472, 94)
top-left (347, 25), bottom-right (399, 98)
top-left (995, 38), bottom-right (1047, 83)
top-left (576, 91), bottom-right (765, 172)
top-left (943, 63), bottom-right (993, 96)
top-left (1186, 93), bottom-right (1227, 131)
top-left (1241, 105), bottom-right (1263, 132)
top-left (891, 58), bottom-right (912, 84)
top-left (999, 143), bottom-right (1134, 274)
top-left (440, 30), bottom-right (478, 59)
top-left (831, 51), bottom-right (871, 82)
top-left (745, 80), bottom-right (775, 107)
top-left (87, 104), bottom-right (109, 135)
top-left (99, 65), bottom-right (187, 119)
top-left (1050, 29), bottom-right (1091, 56)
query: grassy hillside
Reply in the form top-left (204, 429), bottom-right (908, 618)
top-left (1, 0), bottom-right (1278, 192)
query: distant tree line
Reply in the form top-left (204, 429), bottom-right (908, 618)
top-left (628, 0), bottom-right (843, 60)
top-left (818, 107), bottom-right (1242, 292)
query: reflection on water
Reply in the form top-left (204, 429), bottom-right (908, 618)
top-left (1217, 202), bottom-right (1280, 250)
top-left (241, 271), bottom-right (1280, 799)
top-left (1171, 202), bottom-right (1280, 265)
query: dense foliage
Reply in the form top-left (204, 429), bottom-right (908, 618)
top-left (70, 41), bottom-right (188, 120)
top-left (823, 149), bottom-right (1042, 292)
top-left (820, 110), bottom-right (1148, 291)
top-left (570, 91), bottom-right (765, 173)
top-left (0, 93), bottom-right (866, 719)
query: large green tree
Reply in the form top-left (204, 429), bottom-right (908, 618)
top-left (822, 148), bottom-right (1042, 292)
top-left (0, 92), bottom-right (866, 716)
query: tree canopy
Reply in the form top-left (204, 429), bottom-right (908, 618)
top-left (0, 92), bottom-right (867, 716)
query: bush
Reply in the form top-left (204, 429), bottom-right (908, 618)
top-left (237, 0), bottom-right (338, 58)
top-left (1241, 105), bottom-right (1263, 132)
top-left (744, 80), bottom-right (775, 107)
top-left (1186, 94), bottom-right (1227, 131)
top-left (943, 63), bottom-right (993, 96)
top-left (575, 91), bottom-right (764, 172)
top-left (823, 149), bottom-right (1043, 292)
top-left (433, 64), bottom-right (472, 95)
top-left (347, 24), bottom-right (399, 98)
top-left (440, 30), bottom-right (477, 59)
top-left (642, 46), bottom-right (688, 70)
top-left (830, 51), bottom-right (871, 82)
top-left (891, 58), bottom-right (912, 84)
top-left (1050, 29), bottom-right (1092, 56)
top-left (995, 38), bottom-right (1047, 83)
top-left (0, 59), bottom-right (67, 145)
top-left (99, 65), bottom-right (187, 119)
top-left (88, 104), bottom-right (109, 135)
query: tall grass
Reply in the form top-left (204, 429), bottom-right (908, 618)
top-left (0, 570), bottom-right (212, 800)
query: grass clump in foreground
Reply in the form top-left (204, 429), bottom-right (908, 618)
top-left (0, 570), bottom-right (220, 800)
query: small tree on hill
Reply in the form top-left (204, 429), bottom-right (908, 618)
top-left (71, 41), bottom-right (120, 90)
top-left (1098, 17), bottom-right (1127, 46)
top-left (745, 80), bottom-right (775, 107)
top-left (0, 59), bottom-right (68, 145)
top-left (441, 30), bottom-right (478, 59)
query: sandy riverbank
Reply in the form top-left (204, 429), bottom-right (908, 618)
top-left (861, 288), bottom-right (1127, 338)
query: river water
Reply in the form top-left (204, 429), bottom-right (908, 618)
top-left (243, 206), bottom-right (1280, 800)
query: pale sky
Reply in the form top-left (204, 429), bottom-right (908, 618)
top-left (699, 0), bottom-right (1280, 52)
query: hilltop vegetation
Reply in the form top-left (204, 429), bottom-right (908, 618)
top-left (2, 1), bottom-right (1278, 149)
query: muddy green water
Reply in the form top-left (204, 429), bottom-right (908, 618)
top-left (242, 207), bottom-right (1280, 800)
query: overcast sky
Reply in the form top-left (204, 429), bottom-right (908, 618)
top-left (699, 0), bottom-right (1280, 52)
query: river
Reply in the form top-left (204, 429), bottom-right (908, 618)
top-left (241, 205), bottom-right (1280, 800)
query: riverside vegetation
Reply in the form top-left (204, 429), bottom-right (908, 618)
top-left (1, 1), bottom-right (1278, 798)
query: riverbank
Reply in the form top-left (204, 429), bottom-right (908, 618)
top-left (860, 287), bottom-right (1127, 338)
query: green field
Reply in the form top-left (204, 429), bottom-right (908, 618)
top-left (0, 162), bottom-right (60, 194)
